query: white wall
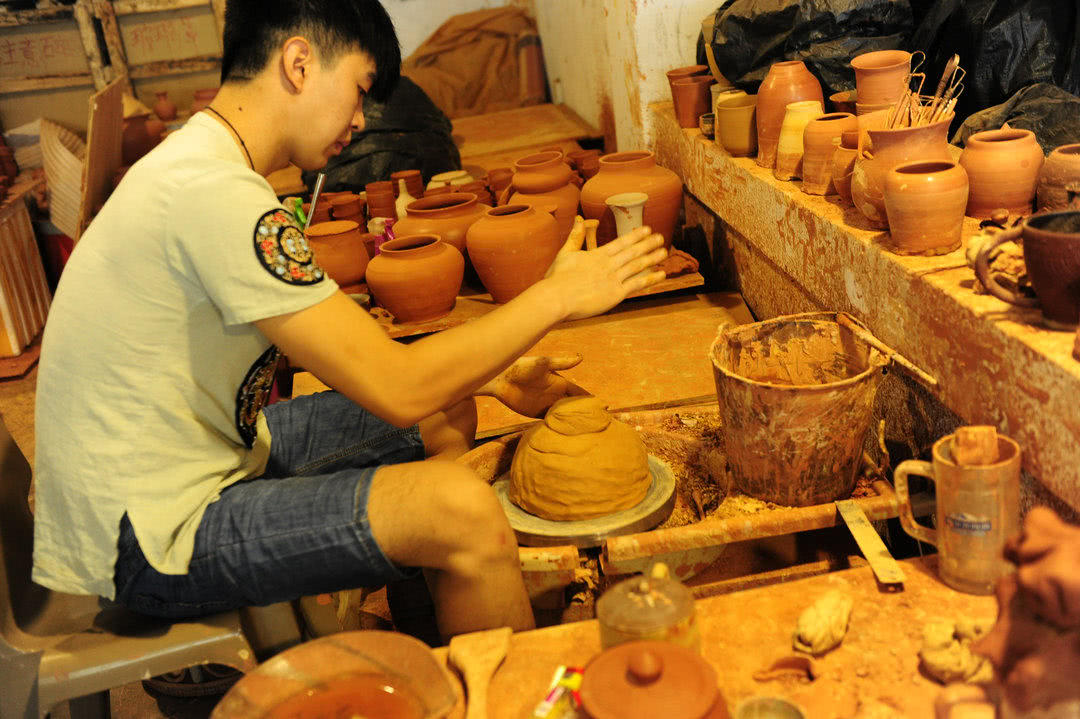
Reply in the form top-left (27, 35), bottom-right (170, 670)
top-left (383, 0), bottom-right (510, 59)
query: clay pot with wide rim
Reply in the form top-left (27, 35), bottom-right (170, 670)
top-left (153, 90), bottom-right (177, 121)
top-left (832, 130), bottom-right (861, 205)
top-left (960, 128), bottom-right (1045, 219)
top-left (884, 160), bottom-right (969, 255)
top-left (850, 114), bottom-right (953, 229)
top-left (580, 151), bottom-right (683, 248)
top-left (671, 76), bottom-right (716, 129)
top-left (715, 95), bottom-right (757, 157)
top-left (975, 210), bottom-right (1080, 328)
top-left (392, 192), bottom-right (489, 255)
top-left (305, 220), bottom-right (370, 294)
top-left (365, 234), bottom-right (464, 323)
top-left (829, 89), bottom-right (857, 115)
top-left (802, 112), bottom-right (857, 195)
top-left (507, 150), bottom-right (580, 239)
top-left (851, 50), bottom-right (911, 105)
top-left (466, 204), bottom-right (561, 303)
top-left (774, 101), bottom-right (823, 181)
top-left (1038, 144), bottom-right (1080, 213)
top-left (755, 60), bottom-right (824, 169)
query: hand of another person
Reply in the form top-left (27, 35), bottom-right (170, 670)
top-left (543, 216), bottom-right (668, 321)
top-left (1005, 506), bottom-right (1080, 629)
top-left (476, 354), bottom-right (589, 418)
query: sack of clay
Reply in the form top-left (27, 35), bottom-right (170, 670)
top-left (509, 396), bottom-right (650, 521)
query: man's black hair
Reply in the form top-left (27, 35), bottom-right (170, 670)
top-left (221, 0), bottom-right (401, 102)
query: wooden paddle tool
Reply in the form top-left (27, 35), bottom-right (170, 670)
top-left (448, 626), bottom-right (513, 719)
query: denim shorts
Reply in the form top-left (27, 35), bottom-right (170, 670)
top-left (112, 391), bottom-right (425, 619)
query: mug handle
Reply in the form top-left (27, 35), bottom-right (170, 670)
top-left (934, 684), bottom-right (993, 719)
top-left (974, 226), bottom-right (1039, 308)
top-left (894, 459), bottom-right (938, 547)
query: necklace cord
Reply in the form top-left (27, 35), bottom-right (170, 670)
top-left (205, 106), bottom-right (255, 170)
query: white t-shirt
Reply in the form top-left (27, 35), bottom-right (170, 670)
top-left (32, 113), bottom-right (338, 598)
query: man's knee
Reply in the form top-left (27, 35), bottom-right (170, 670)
top-left (423, 461), bottom-right (518, 567)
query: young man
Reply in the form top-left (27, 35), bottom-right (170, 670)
top-left (31, 0), bottom-right (667, 640)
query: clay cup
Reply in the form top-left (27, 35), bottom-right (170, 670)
top-left (715, 94), bottom-right (757, 157)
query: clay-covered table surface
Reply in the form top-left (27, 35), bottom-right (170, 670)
top-left (433, 557), bottom-right (997, 718)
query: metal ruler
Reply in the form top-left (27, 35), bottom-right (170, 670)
top-left (835, 499), bottom-right (906, 587)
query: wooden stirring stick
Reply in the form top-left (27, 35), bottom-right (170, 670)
top-left (953, 425), bottom-right (1000, 465)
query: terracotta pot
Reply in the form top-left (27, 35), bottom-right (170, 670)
top-left (366, 234), bottom-right (464, 323)
top-left (831, 130), bottom-right (860, 205)
top-left (851, 50), bottom-right (911, 105)
top-left (508, 150), bottom-right (580, 240)
top-left (1037, 144), bottom-right (1080, 213)
top-left (666, 64), bottom-right (709, 99)
top-left (671, 76), bottom-right (716, 129)
top-left (712, 88), bottom-right (747, 119)
top-left (855, 108), bottom-right (891, 150)
top-left (466, 204), bottom-right (561, 303)
top-left (774, 101), bottom-right (823, 181)
top-left (755, 60), bottom-right (824, 169)
top-left (121, 113), bottom-right (159, 165)
top-left (856, 100), bottom-right (896, 116)
top-left (190, 87), bottom-right (218, 114)
top-left (829, 89), bottom-right (857, 115)
top-left (850, 115), bottom-right (953, 229)
top-left (393, 192), bottom-right (488, 254)
top-left (487, 167), bottom-right (514, 196)
top-left (329, 194), bottom-right (363, 222)
top-left (715, 95), bottom-right (757, 157)
top-left (959, 128), bottom-right (1045, 219)
top-left (153, 90), bottom-right (177, 121)
top-left (567, 151), bottom-right (600, 181)
top-left (390, 169), bottom-right (424, 199)
top-left (802, 112), bottom-right (857, 195)
top-left (975, 211), bottom-right (1080, 328)
top-left (305, 220), bottom-right (370, 294)
top-left (884, 160), bottom-right (969, 255)
top-left (580, 151), bottom-right (683, 248)
top-left (302, 201), bottom-right (334, 225)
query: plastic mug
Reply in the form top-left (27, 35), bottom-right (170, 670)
top-left (894, 432), bottom-right (1021, 595)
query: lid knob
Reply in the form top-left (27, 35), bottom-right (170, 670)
top-left (627, 649), bottom-right (663, 684)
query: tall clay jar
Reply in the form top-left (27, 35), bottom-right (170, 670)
top-left (832, 130), bottom-right (860, 205)
top-left (850, 50), bottom-right (911, 105)
top-left (1038, 144), bottom-right (1080, 212)
top-left (508, 150), bottom-right (580, 240)
top-left (580, 151), bottom-right (683, 248)
top-left (755, 60), bottom-right (824, 169)
top-left (305, 220), bottom-right (370, 294)
top-left (851, 115), bottom-right (953, 229)
top-left (959, 128), bottom-right (1045, 218)
top-left (466, 204), bottom-right (561, 303)
top-left (365, 234), bottom-right (464, 323)
top-left (802, 112), bottom-right (857, 195)
top-left (393, 192), bottom-right (489, 255)
top-left (774, 101), bottom-right (823, 181)
top-left (884, 161), bottom-right (969, 255)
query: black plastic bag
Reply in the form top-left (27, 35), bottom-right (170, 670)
top-left (952, 83), bottom-right (1080, 154)
top-left (301, 77), bottom-right (460, 194)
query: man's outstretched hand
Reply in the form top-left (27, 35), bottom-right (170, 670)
top-left (1005, 506), bottom-right (1080, 629)
top-left (476, 355), bottom-right (589, 418)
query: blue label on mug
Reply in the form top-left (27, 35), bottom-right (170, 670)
top-left (946, 513), bottom-right (992, 534)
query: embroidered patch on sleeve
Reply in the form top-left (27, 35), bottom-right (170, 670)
top-left (252, 209), bottom-right (325, 285)
top-left (235, 345), bottom-right (281, 448)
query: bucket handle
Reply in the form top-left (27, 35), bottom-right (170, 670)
top-left (836, 313), bottom-right (938, 387)
top-left (894, 459), bottom-right (938, 548)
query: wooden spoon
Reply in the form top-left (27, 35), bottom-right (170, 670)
top-left (447, 626), bottom-right (512, 719)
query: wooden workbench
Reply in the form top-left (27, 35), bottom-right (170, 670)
top-left (434, 557), bottom-right (997, 718)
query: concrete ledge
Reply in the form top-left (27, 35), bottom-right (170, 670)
top-left (650, 103), bottom-right (1080, 512)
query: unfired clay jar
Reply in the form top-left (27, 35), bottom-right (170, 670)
top-left (305, 220), bottom-right (370, 294)
top-left (392, 192), bottom-right (488, 254)
top-left (581, 151), bottom-right (683, 248)
top-left (1038, 144), bottom-right (1080, 212)
top-left (802, 112), bottom-right (857, 195)
top-left (509, 396), bottom-right (650, 521)
top-left (959, 128), bottom-right (1045, 218)
top-left (508, 150), bottom-right (581, 240)
top-left (884, 161), bottom-right (969, 255)
top-left (715, 95), bottom-right (757, 157)
top-left (774, 101), bottom-right (823, 181)
top-left (851, 115), bottom-right (953, 229)
top-left (153, 90), bottom-right (177, 122)
top-left (832, 130), bottom-right (860, 205)
top-left (755, 60), bottom-right (824, 169)
top-left (850, 50), bottom-right (911, 105)
top-left (671, 76), bottom-right (715, 129)
top-left (465, 204), bottom-right (561, 303)
top-left (365, 234), bottom-right (464, 323)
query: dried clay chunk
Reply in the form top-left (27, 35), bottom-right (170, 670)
top-left (919, 619), bottom-right (994, 685)
top-left (793, 590), bottom-right (854, 655)
top-left (509, 396), bottom-right (650, 521)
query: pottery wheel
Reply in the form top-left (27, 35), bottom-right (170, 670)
top-left (493, 455), bottom-right (676, 548)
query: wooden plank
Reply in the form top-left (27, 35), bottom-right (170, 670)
top-left (0, 6), bottom-right (75, 27)
top-left (92, 0), bottom-right (133, 96)
top-left (0, 74), bottom-right (94, 94)
top-left (73, 0), bottom-right (110, 90)
top-left (451, 103), bottom-right (602, 161)
top-left (127, 54), bottom-right (219, 79)
top-left (112, 0), bottom-right (211, 14)
top-left (78, 78), bottom-right (124, 241)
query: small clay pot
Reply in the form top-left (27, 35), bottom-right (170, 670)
top-left (959, 128), bottom-right (1045, 219)
top-left (390, 169), bottom-right (424, 199)
top-left (190, 87), bottom-right (218, 114)
top-left (851, 50), bottom-right (911, 105)
top-left (671, 76), bottom-right (715, 129)
top-left (829, 89), bottom-right (857, 115)
top-left (366, 180), bottom-right (394, 196)
top-left (487, 167), bottom-right (514, 195)
top-left (884, 160), bottom-right (969, 255)
top-left (774, 101), bottom-right (823, 181)
top-left (393, 192), bottom-right (489, 254)
top-left (365, 234), bottom-right (464, 323)
top-left (831, 130), bottom-right (860, 206)
top-left (1036, 143), bottom-right (1080, 213)
top-left (666, 64), bottom-right (709, 100)
top-left (755, 60), bottom-right (824, 169)
top-left (801, 112), bottom-right (857, 195)
top-left (305, 220), bottom-right (370, 293)
top-left (329, 194), bottom-right (364, 222)
top-left (153, 90), bottom-right (177, 121)
top-left (466, 204), bottom-right (561, 303)
top-left (699, 113), bottom-right (715, 139)
top-left (715, 95), bottom-right (757, 157)
top-left (508, 150), bottom-right (580, 239)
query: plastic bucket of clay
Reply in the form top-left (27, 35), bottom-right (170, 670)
top-left (709, 312), bottom-right (887, 507)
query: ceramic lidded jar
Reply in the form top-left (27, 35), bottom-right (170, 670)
top-left (465, 204), bottom-right (561, 303)
top-left (755, 60), bottom-right (824, 169)
top-left (392, 192), bottom-right (489, 255)
top-left (801, 112), bottom-right (857, 195)
top-left (580, 151), bottom-right (683, 248)
top-left (960, 128), bottom-right (1045, 219)
top-left (850, 50), bottom-right (911, 105)
top-left (774, 101), bottom-right (824, 181)
top-left (507, 150), bottom-right (580, 240)
top-left (304, 220), bottom-right (370, 294)
top-left (884, 161), bottom-right (969, 255)
top-left (832, 130), bottom-right (861, 205)
top-left (851, 114), bottom-right (953, 229)
top-left (1038, 144), bottom-right (1080, 212)
top-left (365, 234), bottom-right (464, 323)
